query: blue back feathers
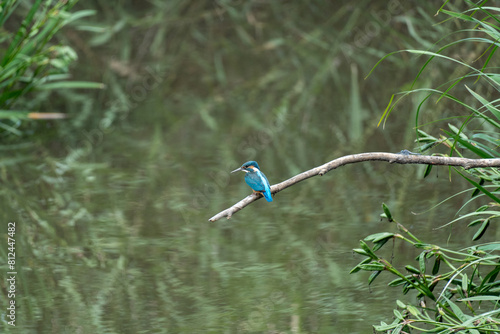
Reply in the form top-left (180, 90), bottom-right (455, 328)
top-left (237, 161), bottom-right (273, 202)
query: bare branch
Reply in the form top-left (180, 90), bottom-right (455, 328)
top-left (208, 152), bottom-right (500, 222)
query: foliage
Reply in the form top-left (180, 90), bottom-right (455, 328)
top-left (0, 1), bottom-right (487, 333)
top-left (354, 2), bottom-right (500, 333)
top-left (0, 0), bottom-right (102, 135)
top-left (353, 204), bottom-right (500, 333)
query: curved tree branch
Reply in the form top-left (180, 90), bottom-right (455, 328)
top-left (208, 152), bottom-right (500, 222)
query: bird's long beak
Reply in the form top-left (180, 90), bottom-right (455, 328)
top-left (231, 167), bottom-right (243, 173)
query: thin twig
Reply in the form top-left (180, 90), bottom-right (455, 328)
top-left (208, 152), bottom-right (500, 222)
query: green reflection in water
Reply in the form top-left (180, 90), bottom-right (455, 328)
top-left (0, 1), bottom-right (484, 333)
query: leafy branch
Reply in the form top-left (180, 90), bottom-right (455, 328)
top-left (352, 204), bottom-right (500, 333)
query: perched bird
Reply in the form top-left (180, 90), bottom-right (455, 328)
top-left (231, 161), bottom-right (273, 202)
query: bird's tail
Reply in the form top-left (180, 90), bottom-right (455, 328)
top-left (263, 189), bottom-right (273, 202)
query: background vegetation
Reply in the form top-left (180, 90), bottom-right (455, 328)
top-left (0, 1), bottom-right (498, 333)
top-left (353, 2), bottom-right (500, 332)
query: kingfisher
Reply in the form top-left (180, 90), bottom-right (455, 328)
top-left (231, 161), bottom-right (273, 202)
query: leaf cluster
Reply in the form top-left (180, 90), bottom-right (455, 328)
top-left (354, 2), bottom-right (500, 332)
top-left (353, 204), bottom-right (500, 333)
top-left (0, 0), bottom-right (102, 134)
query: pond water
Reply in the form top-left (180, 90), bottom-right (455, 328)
top-left (1, 2), bottom-right (493, 334)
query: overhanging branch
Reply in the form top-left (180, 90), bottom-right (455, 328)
top-left (208, 152), bottom-right (500, 222)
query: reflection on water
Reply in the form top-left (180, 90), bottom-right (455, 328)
top-left (0, 2), bottom-right (486, 333)
top-left (7, 139), bottom-right (474, 333)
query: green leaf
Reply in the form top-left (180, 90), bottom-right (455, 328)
top-left (350, 257), bottom-right (372, 274)
top-left (407, 305), bottom-right (420, 317)
top-left (466, 85), bottom-right (500, 121)
top-left (382, 203), bottom-right (393, 222)
top-left (365, 232), bottom-right (395, 242)
top-left (472, 133), bottom-right (500, 147)
top-left (477, 243), bottom-right (500, 251)
top-left (462, 273), bottom-right (468, 294)
top-left (393, 309), bottom-right (404, 320)
top-left (432, 256), bottom-right (441, 275)
top-left (359, 240), bottom-right (378, 260)
top-left (374, 322), bottom-right (400, 331)
top-left (368, 270), bottom-right (382, 285)
top-left (353, 248), bottom-right (371, 257)
top-left (471, 179), bottom-right (485, 198)
top-left (459, 296), bottom-right (500, 302)
top-left (468, 219), bottom-right (483, 227)
top-left (423, 164), bottom-right (432, 178)
top-left (392, 325), bottom-right (403, 334)
top-left (377, 93), bottom-right (394, 128)
top-left (466, 139), bottom-right (500, 158)
top-left (419, 252), bottom-right (426, 274)
top-left (63, 9), bottom-right (96, 24)
top-left (359, 263), bottom-right (385, 271)
top-left (440, 9), bottom-right (477, 22)
top-left (405, 265), bottom-right (420, 274)
top-left (476, 205), bottom-right (490, 212)
top-left (0, 110), bottom-right (33, 119)
top-left (365, 232), bottom-right (395, 251)
top-left (443, 297), bottom-right (470, 322)
top-left (443, 130), bottom-right (492, 159)
top-left (36, 81), bottom-right (105, 90)
top-left (388, 278), bottom-right (406, 287)
top-left (455, 169), bottom-right (500, 205)
top-left (402, 283), bottom-right (410, 295)
top-left (472, 218), bottom-right (490, 241)
top-left (416, 284), bottom-right (435, 300)
top-left (414, 243), bottom-right (431, 249)
top-left (1, 0), bottom-right (43, 66)
top-left (447, 123), bottom-right (468, 140)
top-left (372, 239), bottom-right (390, 252)
top-left (417, 142), bottom-right (438, 152)
top-left (478, 265), bottom-right (500, 293)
